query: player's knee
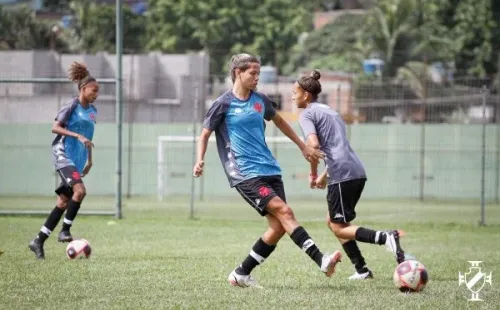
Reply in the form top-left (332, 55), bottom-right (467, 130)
top-left (274, 204), bottom-right (295, 222)
top-left (331, 223), bottom-right (347, 237)
top-left (72, 185), bottom-right (86, 201)
top-left (56, 197), bottom-right (68, 209)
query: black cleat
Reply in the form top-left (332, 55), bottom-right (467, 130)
top-left (57, 230), bottom-right (73, 243)
top-left (29, 239), bottom-right (45, 259)
top-left (384, 230), bottom-right (406, 264)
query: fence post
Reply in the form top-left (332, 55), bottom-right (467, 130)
top-left (479, 86), bottom-right (488, 226)
top-left (496, 97), bottom-right (500, 204)
top-left (189, 79), bottom-right (200, 220)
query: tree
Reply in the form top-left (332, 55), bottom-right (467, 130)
top-left (437, 0), bottom-right (495, 77)
top-left (146, 0), bottom-right (254, 76)
top-left (41, 0), bottom-right (72, 13)
top-left (237, 0), bottom-right (311, 71)
top-left (0, 5), bottom-right (67, 50)
top-left (67, 0), bottom-right (146, 54)
top-left (283, 13), bottom-right (368, 75)
top-left (146, 0), bottom-right (312, 76)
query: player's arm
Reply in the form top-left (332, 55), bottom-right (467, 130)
top-left (305, 133), bottom-right (321, 177)
top-left (52, 121), bottom-right (79, 139)
top-left (193, 128), bottom-right (212, 178)
top-left (314, 166), bottom-right (329, 189)
top-left (272, 113), bottom-right (323, 163)
top-left (53, 102), bottom-right (94, 148)
top-left (82, 142), bottom-right (93, 177)
top-left (194, 99), bottom-right (224, 177)
top-left (197, 128), bottom-right (212, 163)
top-left (52, 121), bottom-right (94, 148)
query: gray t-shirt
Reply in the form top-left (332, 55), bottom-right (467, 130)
top-left (298, 102), bottom-right (366, 184)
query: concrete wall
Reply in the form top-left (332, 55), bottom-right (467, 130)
top-left (0, 122), bottom-right (499, 201)
top-left (0, 51), bottom-right (209, 123)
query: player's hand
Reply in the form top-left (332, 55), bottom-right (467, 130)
top-left (77, 134), bottom-right (94, 149)
top-left (314, 174), bottom-right (327, 189)
top-left (308, 172), bottom-right (318, 189)
top-left (301, 146), bottom-right (324, 163)
top-left (82, 162), bottom-right (92, 177)
top-left (193, 160), bottom-right (204, 177)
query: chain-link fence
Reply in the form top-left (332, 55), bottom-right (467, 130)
top-left (0, 51), bottom-right (499, 223)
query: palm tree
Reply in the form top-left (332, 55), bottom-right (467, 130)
top-left (358, 0), bottom-right (455, 98)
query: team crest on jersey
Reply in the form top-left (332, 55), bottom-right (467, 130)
top-left (258, 186), bottom-right (271, 197)
top-left (254, 102), bottom-right (263, 113)
top-left (89, 113), bottom-right (96, 122)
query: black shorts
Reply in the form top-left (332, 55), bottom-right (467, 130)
top-left (55, 165), bottom-right (83, 198)
top-left (235, 175), bottom-right (286, 216)
top-left (327, 178), bottom-right (366, 224)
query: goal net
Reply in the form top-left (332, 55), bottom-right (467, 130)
top-left (156, 135), bottom-right (320, 201)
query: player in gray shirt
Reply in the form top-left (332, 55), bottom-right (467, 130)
top-left (294, 70), bottom-right (407, 280)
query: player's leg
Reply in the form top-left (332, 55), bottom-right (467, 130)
top-left (57, 166), bottom-right (86, 241)
top-left (328, 179), bottom-right (406, 264)
top-left (229, 214), bottom-right (285, 288)
top-left (262, 176), bottom-right (342, 277)
top-left (326, 213), bottom-right (372, 279)
top-left (28, 189), bottom-right (69, 259)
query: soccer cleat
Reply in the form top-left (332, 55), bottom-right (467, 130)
top-left (57, 230), bottom-right (73, 243)
top-left (384, 230), bottom-right (406, 264)
top-left (348, 270), bottom-right (373, 280)
top-left (28, 239), bottom-right (45, 259)
top-left (228, 269), bottom-right (263, 289)
top-left (321, 250), bottom-right (342, 277)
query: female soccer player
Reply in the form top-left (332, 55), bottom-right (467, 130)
top-left (29, 62), bottom-right (99, 259)
top-left (294, 70), bottom-right (406, 280)
top-left (193, 53), bottom-right (342, 288)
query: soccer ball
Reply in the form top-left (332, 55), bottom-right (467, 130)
top-left (393, 260), bottom-right (428, 292)
top-left (65, 239), bottom-right (92, 259)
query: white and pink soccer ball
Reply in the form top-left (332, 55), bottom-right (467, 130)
top-left (393, 260), bottom-right (429, 292)
top-left (65, 239), bottom-right (92, 259)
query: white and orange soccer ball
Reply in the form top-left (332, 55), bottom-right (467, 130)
top-left (65, 239), bottom-right (92, 259)
top-left (393, 260), bottom-right (429, 292)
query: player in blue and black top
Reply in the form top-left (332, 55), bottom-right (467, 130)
top-left (29, 62), bottom-right (99, 259)
top-left (294, 70), bottom-right (407, 280)
top-left (193, 54), bottom-right (342, 288)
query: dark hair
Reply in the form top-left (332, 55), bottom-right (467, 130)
top-left (229, 53), bottom-right (261, 83)
top-left (297, 69), bottom-right (322, 101)
top-left (68, 62), bottom-right (96, 90)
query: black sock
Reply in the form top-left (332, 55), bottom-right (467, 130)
top-left (236, 238), bottom-right (276, 275)
top-left (355, 227), bottom-right (386, 245)
top-left (61, 199), bottom-right (81, 232)
top-left (37, 206), bottom-right (65, 244)
top-left (342, 240), bottom-right (368, 273)
top-left (290, 226), bottom-right (323, 267)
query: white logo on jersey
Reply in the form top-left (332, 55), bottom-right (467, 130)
top-left (234, 108), bottom-right (243, 114)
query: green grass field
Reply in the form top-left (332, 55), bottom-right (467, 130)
top-left (1, 196), bottom-right (499, 309)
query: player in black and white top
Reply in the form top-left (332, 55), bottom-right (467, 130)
top-left (294, 70), bottom-right (407, 280)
